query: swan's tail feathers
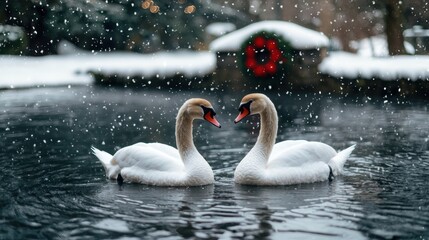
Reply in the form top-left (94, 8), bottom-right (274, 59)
top-left (91, 146), bottom-right (120, 179)
top-left (328, 144), bottom-right (356, 176)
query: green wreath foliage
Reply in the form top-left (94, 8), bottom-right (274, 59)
top-left (239, 31), bottom-right (292, 80)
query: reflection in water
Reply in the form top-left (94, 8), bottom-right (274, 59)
top-left (95, 183), bottom-right (215, 238)
top-left (0, 86), bottom-right (428, 239)
top-left (233, 181), bottom-right (366, 239)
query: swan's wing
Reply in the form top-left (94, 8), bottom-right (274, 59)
top-left (113, 143), bottom-right (184, 172)
top-left (145, 142), bottom-right (181, 159)
top-left (268, 141), bottom-right (337, 168)
top-left (133, 142), bottom-right (180, 159)
top-left (271, 140), bottom-right (309, 153)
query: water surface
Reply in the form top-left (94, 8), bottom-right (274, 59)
top-left (1, 86), bottom-right (428, 239)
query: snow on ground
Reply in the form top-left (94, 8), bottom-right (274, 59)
top-left (319, 51), bottom-right (429, 81)
top-left (2, 48), bottom-right (429, 90)
top-left (210, 21), bottom-right (329, 52)
top-left (0, 55), bottom-right (93, 89)
top-left (0, 51), bottom-right (216, 89)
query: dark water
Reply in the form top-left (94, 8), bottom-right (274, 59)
top-left (1, 86), bottom-right (428, 239)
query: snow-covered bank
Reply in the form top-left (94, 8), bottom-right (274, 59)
top-left (319, 51), bottom-right (429, 81)
top-left (0, 51), bottom-right (216, 89)
top-left (0, 55), bottom-right (92, 89)
top-left (2, 49), bottom-right (429, 91)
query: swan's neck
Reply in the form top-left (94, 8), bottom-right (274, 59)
top-left (175, 112), bottom-right (197, 161)
top-left (255, 100), bottom-right (278, 159)
top-left (235, 100), bottom-right (278, 182)
top-left (175, 108), bottom-right (213, 184)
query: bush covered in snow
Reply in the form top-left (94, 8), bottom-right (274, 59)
top-left (0, 25), bottom-right (27, 55)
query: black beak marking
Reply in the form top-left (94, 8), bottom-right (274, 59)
top-left (201, 105), bottom-right (216, 118)
top-left (238, 100), bottom-right (253, 113)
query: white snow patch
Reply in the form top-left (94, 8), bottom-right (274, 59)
top-left (319, 51), bottom-right (429, 81)
top-left (57, 40), bottom-right (88, 55)
top-left (404, 25), bottom-right (429, 37)
top-left (350, 35), bottom-right (415, 57)
top-left (0, 24), bottom-right (25, 42)
top-left (0, 51), bottom-right (216, 89)
top-left (0, 55), bottom-right (93, 89)
top-left (88, 51), bottom-right (216, 78)
top-left (210, 21), bottom-right (329, 52)
top-left (206, 22), bottom-right (236, 37)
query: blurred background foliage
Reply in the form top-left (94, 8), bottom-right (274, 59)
top-left (0, 0), bottom-right (249, 55)
top-left (0, 0), bottom-right (427, 56)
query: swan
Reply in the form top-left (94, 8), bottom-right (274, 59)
top-left (233, 93), bottom-right (355, 185)
top-left (92, 98), bottom-right (221, 186)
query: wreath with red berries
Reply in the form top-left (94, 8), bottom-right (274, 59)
top-left (239, 31), bottom-right (292, 79)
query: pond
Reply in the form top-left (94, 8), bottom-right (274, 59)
top-left (0, 86), bottom-right (428, 239)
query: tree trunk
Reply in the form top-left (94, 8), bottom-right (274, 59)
top-left (385, 0), bottom-right (406, 55)
top-left (319, 0), bottom-right (335, 38)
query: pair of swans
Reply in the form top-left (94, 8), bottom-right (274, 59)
top-left (92, 93), bottom-right (355, 186)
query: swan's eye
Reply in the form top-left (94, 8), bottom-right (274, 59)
top-left (201, 105), bottom-right (216, 118)
top-left (200, 105), bottom-right (221, 128)
top-left (238, 100), bottom-right (253, 112)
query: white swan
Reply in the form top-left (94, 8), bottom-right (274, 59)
top-left (92, 98), bottom-right (221, 186)
top-left (233, 93), bottom-right (355, 185)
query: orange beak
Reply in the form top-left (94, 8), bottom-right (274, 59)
top-left (234, 107), bottom-right (250, 123)
top-left (204, 111), bottom-right (221, 128)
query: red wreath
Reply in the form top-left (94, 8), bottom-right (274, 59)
top-left (241, 33), bottom-right (290, 79)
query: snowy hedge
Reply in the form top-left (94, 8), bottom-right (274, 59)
top-left (0, 25), bottom-right (27, 55)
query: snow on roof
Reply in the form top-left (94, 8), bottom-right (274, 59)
top-left (209, 21), bottom-right (329, 52)
top-left (0, 51), bottom-right (216, 89)
top-left (319, 51), bottom-right (429, 81)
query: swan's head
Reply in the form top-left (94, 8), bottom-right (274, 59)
top-left (234, 93), bottom-right (269, 123)
top-left (183, 98), bottom-right (221, 128)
